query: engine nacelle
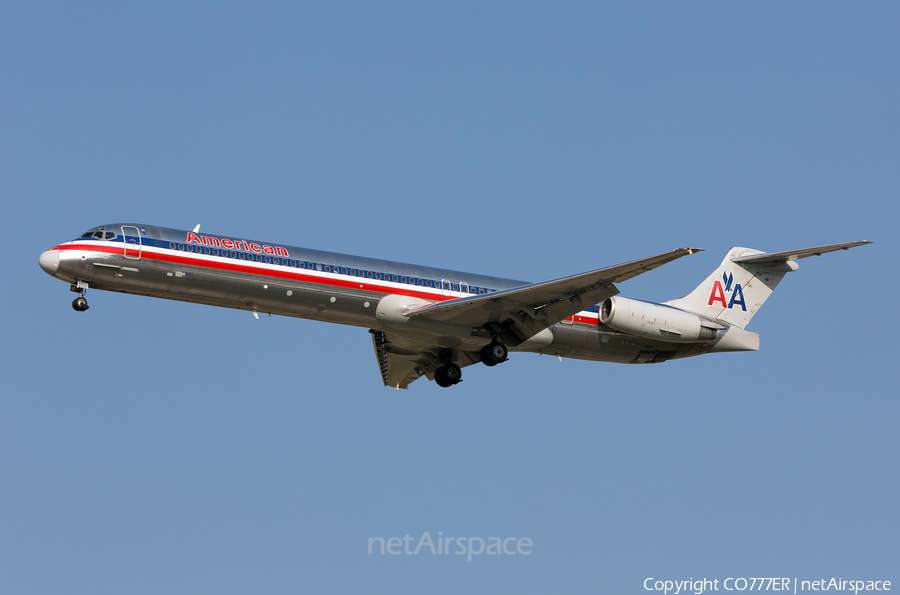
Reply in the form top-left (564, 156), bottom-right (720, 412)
top-left (599, 296), bottom-right (718, 343)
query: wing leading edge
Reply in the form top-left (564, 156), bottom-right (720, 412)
top-left (402, 247), bottom-right (702, 345)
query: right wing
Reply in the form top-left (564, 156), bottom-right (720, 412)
top-left (403, 247), bottom-right (702, 346)
top-left (370, 247), bottom-right (702, 387)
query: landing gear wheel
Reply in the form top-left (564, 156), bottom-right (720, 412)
top-left (435, 370), bottom-right (452, 388)
top-left (72, 296), bottom-right (89, 312)
top-left (435, 363), bottom-right (462, 387)
top-left (480, 341), bottom-right (508, 366)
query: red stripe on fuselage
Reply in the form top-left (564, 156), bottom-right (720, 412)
top-left (55, 243), bottom-right (602, 325)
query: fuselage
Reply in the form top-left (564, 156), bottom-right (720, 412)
top-left (39, 223), bottom-right (711, 367)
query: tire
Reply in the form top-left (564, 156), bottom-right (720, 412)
top-left (438, 363), bottom-right (462, 385)
top-left (72, 296), bottom-right (89, 311)
top-left (434, 367), bottom-right (452, 388)
top-left (480, 344), bottom-right (498, 366)
top-left (481, 341), bottom-right (507, 365)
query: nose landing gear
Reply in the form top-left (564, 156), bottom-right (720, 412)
top-left (70, 283), bottom-right (89, 312)
top-left (72, 296), bottom-right (89, 311)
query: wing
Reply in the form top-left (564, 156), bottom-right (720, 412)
top-left (370, 330), bottom-right (481, 390)
top-left (404, 247), bottom-right (701, 346)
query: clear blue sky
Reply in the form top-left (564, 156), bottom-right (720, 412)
top-left (2, 3), bottom-right (897, 593)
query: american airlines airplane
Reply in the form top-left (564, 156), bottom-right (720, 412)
top-left (38, 224), bottom-right (870, 389)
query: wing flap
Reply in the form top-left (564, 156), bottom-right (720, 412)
top-left (371, 330), bottom-right (424, 389)
top-left (370, 330), bottom-right (481, 389)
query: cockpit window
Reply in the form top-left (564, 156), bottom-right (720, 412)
top-left (104, 232), bottom-right (116, 239)
top-left (81, 232), bottom-right (94, 238)
top-left (92, 231), bottom-right (104, 239)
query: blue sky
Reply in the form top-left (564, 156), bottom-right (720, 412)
top-left (2, 3), bottom-right (898, 593)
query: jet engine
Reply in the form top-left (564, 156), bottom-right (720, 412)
top-left (599, 296), bottom-right (719, 343)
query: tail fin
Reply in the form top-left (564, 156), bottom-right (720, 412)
top-left (665, 241), bottom-right (871, 329)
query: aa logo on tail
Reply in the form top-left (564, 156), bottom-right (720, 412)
top-left (708, 271), bottom-right (746, 311)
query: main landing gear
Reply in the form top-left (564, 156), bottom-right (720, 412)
top-left (433, 340), bottom-right (509, 388)
top-left (70, 284), bottom-right (89, 312)
top-left (479, 341), bottom-right (508, 367)
top-left (435, 363), bottom-right (462, 388)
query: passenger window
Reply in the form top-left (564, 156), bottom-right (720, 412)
top-left (452, 284), bottom-right (459, 291)
top-left (204, 247), bottom-right (211, 255)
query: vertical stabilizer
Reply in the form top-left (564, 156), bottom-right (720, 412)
top-left (664, 247), bottom-right (795, 329)
top-left (664, 241), bottom-right (871, 329)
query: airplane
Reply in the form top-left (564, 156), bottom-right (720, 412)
top-left (38, 223), bottom-right (871, 389)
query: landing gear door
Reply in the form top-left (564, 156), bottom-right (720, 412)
top-left (122, 225), bottom-right (141, 259)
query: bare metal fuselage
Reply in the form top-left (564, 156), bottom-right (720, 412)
top-left (40, 223), bottom-right (709, 368)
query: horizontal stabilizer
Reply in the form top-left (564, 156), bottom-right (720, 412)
top-left (666, 240), bottom-right (872, 329)
top-left (731, 241), bottom-right (872, 266)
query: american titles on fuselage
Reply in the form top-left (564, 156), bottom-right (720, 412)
top-left (186, 231), bottom-right (289, 258)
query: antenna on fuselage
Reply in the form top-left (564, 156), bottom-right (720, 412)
top-left (192, 224), bottom-right (201, 233)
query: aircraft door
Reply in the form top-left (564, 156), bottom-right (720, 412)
top-left (122, 225), bottom-right (141, 259)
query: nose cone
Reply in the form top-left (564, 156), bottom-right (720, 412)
top-left (39, 249), bottom-right (60, 276)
